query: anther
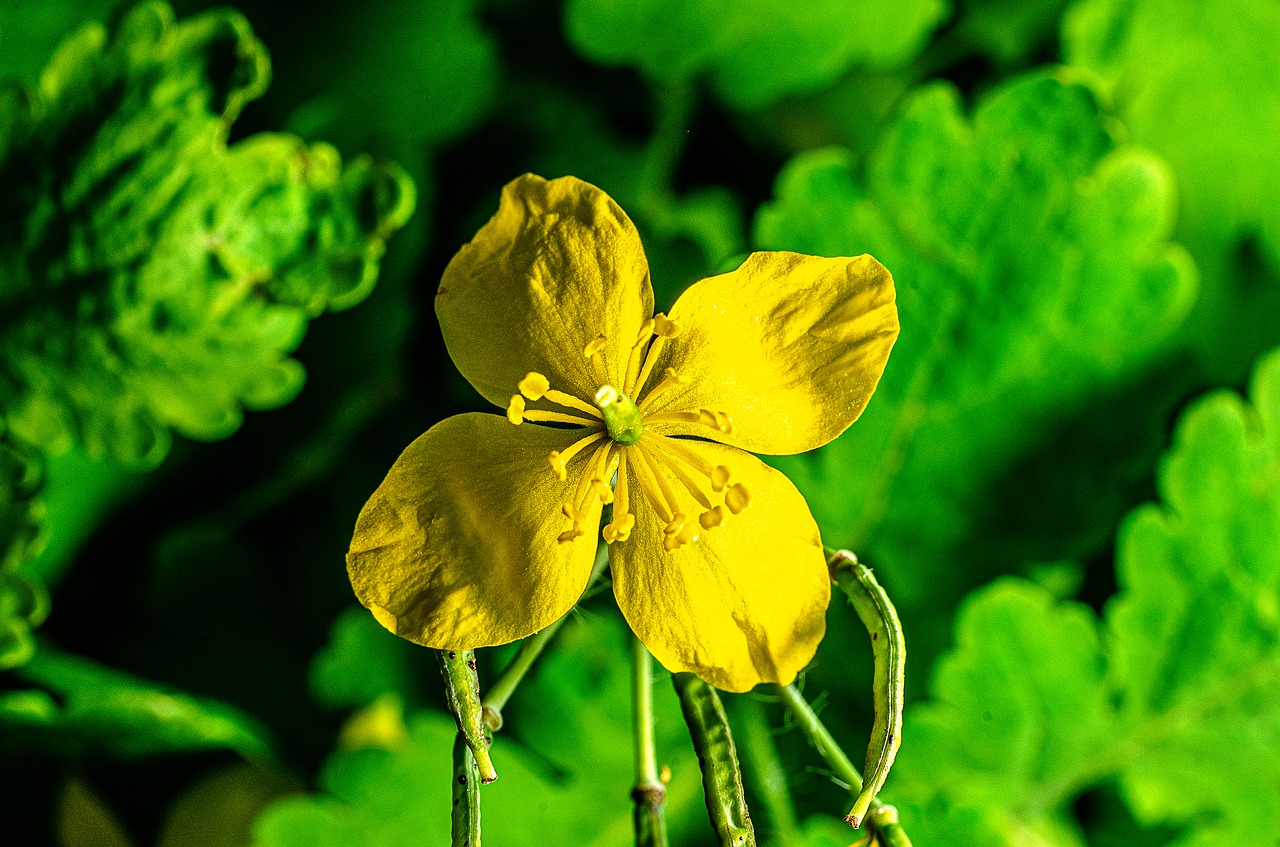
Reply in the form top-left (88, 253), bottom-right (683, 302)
top-left (664, 514), bottom-right (687, 536)
top-left (653, 314), bottom-right (681, 337)
top-left (603, 512), bottom-right (635, 544)
top-left (519, 372), bottom-right (550, 400)
top-left (633, 319), bottom-right (656, 348)
top-left (725, 483), bottom-right (751, 515)
top-left (583, 335), bottom-right (608, 358)
top-left (507, 394), bottom-right (525, 425)
top-left (590, 477), bottom-right (614, 504)
top-left (558, 528), bottom-right (584, 544)
top-left (699, 506), bottom-right (726, 530)
top-left (711, 466), bottom-right (732, 492)
top-left (548, 451), bottom-right (568, 481)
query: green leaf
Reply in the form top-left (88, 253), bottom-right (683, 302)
top-left (0, 2), bottom-right (415, 466)
top-left (1064, 0), bottom-right (1280, 378)
top-left (564, 0), bottom-right (950, 110)
top-left (951, 0), bottom-right (1070, 67)
top-left (285, 0), bottom-right (499, 150)
top-left (889, 347), bottom-right (1280, 846)
top-left (0, 426), bottom-right (47, 670)
top-left (753, 70), bottom-right (1197, 611)
top-left (309, 605), bottom-right (426, 711)
top-left (0, 645), bottom-right (272, 758)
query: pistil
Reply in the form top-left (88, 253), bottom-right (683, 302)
top-left (594, 384), bottom-right (644, 445)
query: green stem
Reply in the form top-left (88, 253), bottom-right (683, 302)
top-left (775, 684), bottom-right (914, 845)
top-left (639, 81), bottom-right (695, 200)
top-left (775, 684), bottom-right (861, 792)
top-left (451, 732), bottom-right (482, 847)
top-left (728, 695), bottom-right (804, 847)
top-left (632, 636), bottom-right (669, 847)
top-left (482, 542), bottom-right (610, 729)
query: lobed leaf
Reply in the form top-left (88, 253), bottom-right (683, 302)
top-left (754, 70), bottom-right (1197, 610)
top-left (0, 2), bottom-right (414, 466)
top-left (889, 347), bottom-right (1280, 845)
top-left (564, 0), bottom-right (949, 110)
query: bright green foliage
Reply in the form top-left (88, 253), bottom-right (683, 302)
top-left (0, 429), bottom-right (47, 669)
top-left (1064, 0), bottom-right (1280, 377)
top-left (564, 0), bottom-right (949, 110)
top-left (254, 614), bottom-right (703, 847)
top-left (754, 70), bottom-right (1196, 607)
top-left (0, 2), bottom-right (415, 466)
top-left (0, 646), bottom-right (272, 758)
top-left (310, 605), bottom-right (425, 710)
top-left (889, 348), bottom-right (1280, 846)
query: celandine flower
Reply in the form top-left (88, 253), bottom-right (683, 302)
top-left (348, 174), bottom-right (898, 692)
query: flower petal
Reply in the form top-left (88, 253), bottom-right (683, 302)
top-left (610, 438), bottom-right (830, 692)
top-left (347, 413), bottom-right (606, 649)
top-left (437, 174), bottom-right (655, 408)
top-left (643, 251), bottom-right (897, 455)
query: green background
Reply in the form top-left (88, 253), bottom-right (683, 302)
top-left (2, 0), bottom-right (1278, 845)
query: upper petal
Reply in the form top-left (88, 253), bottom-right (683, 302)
top-left (609, 438), bottom-right (830, 692)
top-left (642, 251), bottom-right (898, 455)
top-left (437, 174), bottom-right (655, 407)
top-left (347, 413), bottom-right (606, 649)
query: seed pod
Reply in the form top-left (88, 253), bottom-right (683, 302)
top-left (438, 649), bottom-right (497, 783)
top-left (672, 672), bottom-right (756, 847)
top-left (451, 732), bottom-right (482, 846)
top-left (831, 551), bottom-right (905, 828)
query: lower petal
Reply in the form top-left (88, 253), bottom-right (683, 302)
top-left (347, 413), bottom-right (605, 649)
top-left (609, 439), bottom-right (830, 692)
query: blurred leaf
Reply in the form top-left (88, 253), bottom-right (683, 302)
top-left (564, 0), bottom-right (950, 110)
top-left (753, 70), bottom-right (1196, 611)
top-left (0, 0), bottom-right (117, 82)
top-left (0, 1), bottom-right (415, 467)
top-left (0, 427), bottom-right (46, 670)
top-left (889, 347), bottom-right (1280, 846)
top-left (158, 763), bottom-right (297, 847)
top-left (953, 0), bottom-right (1070, 67)
top-left (309, 605), bottom-right (425, 711)
top-left (285, 0), bottom-right (498, 151)
top-left (1064, 0), bottom-right (1280, 378)
top-left (0, 645), bottom-right (272, 758)
top-left (58, 778), bottom-right (135, 847)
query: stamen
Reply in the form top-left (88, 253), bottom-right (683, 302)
top-left (624, 319), bottom-right (655, 396)
top-left (547, 432), bottom-right (606, 482)
top-left (699, 505), bottom-right (727, 530)
top-left (631, 313), bottom-right (681, 400)
top-left (521, 410), bottom-right (601, 426)
top-left (603, 449), bottom-right (634, 544)
top-left (654, 437), bottom-right (734, 493)
top-left (545, 389), bottom-right (604, 420)
top-left (507, 394), bottom-right (525, 425)
top-left (645, 409), bottom-right (734, 434)
top-left (637, 443), bottom-right (684, 528)
top-left (583, 334), bottom-right (609, 386)
top-left (646, 440), bottom-right (714, 510)
top-left (725, 482), bottom-right (751, 515)
top-left (638, 367), bottom-right (690, 410)
top-left (519, 372), bottom-right (550, 400)
top-left (558, 443), bottom-right (615, 545)
top-left (629, 445), bottom-right (674, 524)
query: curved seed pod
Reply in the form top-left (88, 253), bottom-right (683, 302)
top-left (831, 551), bottom-right (905, 828)
top-left (672, 673), bottom-right (756, 847)
top-left (451, 733), bottom-right (482, 847)
top-left (865, 804), bottom-right (913, 847)
top-left (438, 649), bottom-right (497, 783)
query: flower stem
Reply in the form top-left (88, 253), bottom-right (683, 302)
top-left (775, 684), bottom-right (913, 845)
top-left (482, 542), bottom-right (610, 729)
top-left (632, 636), bottom-right (669, 847)
top-left (450, 732), bottom-right (482, 847)
top-left (727, 695), bottom-right (804, 847)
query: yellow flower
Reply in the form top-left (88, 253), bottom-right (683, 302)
top-left (347, 174), bottom-right (898, 692)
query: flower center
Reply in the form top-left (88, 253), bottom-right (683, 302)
top-left (500, 312), bottom-right (749, 551)
top-left (593, 384), bottom-right (643, 445)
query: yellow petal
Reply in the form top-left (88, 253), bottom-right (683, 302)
top-left (643, 252), bottom-right (898, 455)
top-left (437, 174), bottom-right (655, 408)
top-left (347, 413), bottom-right (605, 649)
top-left (610, 438), bottom-right (830, 692)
